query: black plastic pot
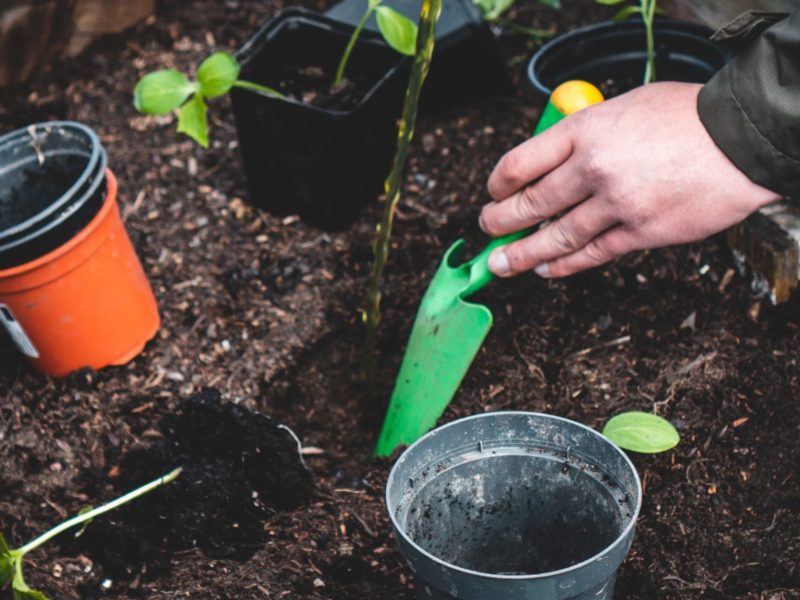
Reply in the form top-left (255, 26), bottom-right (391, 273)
top-left (528, 19), bottom-right (730, 98)
top-left (230, 8), bottom-right (409, 230)
top-left (325, 0), bottom-right (512, 111)
top-left (0, 121), bottom-right (108, 269)
top-left (387, 412), bottom-right (642, 600)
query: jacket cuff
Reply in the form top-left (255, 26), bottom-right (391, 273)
top-left (698, 11), bottom-right (800, 200)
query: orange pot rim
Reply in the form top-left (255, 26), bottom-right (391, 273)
top-left (0, 168), bottom-right (118, 279)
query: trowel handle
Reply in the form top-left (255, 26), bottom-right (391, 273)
top-left (463, 81), bottom-right (605, 299)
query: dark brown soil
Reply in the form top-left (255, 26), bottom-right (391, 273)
top-left (275, 65), bottom-right (374, 110)
top-left (0, 1), bottom-right (798, 600)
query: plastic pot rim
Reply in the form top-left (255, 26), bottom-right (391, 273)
top-left (234, 6), bottom-right (410, 118)
top-left (385, 410), bottom-right (643, 581)
top-left (0, 168), bottom-right (117, 281)
top-left (0, 148), bottom-right (107, 260)
top-left (0, 121), bottom-right (104, 240)
top-left (527, 17), bottom-right (721, 97)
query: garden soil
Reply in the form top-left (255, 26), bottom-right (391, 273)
top-left (0, 1), bottom-right (797, 599)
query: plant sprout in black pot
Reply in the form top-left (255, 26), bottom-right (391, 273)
top-left (596, 0), bottom-right (659, 83)
top-left (133, 2), bottom-right (417, 147)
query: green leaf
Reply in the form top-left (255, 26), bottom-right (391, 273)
top-left (177, 94), bottom-right (209, 148)
top-left (0, 534), bottom-right (14, 585)
top-left (474, 0), bottom-right (516, 20)
top-left (73, 506), bottom-right (94, 538)
top-left (133, 69), bottom-right (195, 115)
top-left (603, 412), bottom-right (680, 454)
top-left (594, 0), bottom-right (628, 4)
top-left (368, 0), bottom-right (382, 9)
top-left (196, 52), bottom-right (240, 98)
top-left (537, 0), bottom-right (560, 9)
top-left (612, 5), bottom-right (642, 19)
top-left (13, 587), bottom-right (48, 600)
top-left (376, 6), bottom-right (418, 56)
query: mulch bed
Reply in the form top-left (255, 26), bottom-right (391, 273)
top-left (0, 1), bottom-right (798, 599)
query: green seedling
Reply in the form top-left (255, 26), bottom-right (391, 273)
top-left (595, 0), bottom-right (659, 83)
top-left (603, 411), bottom-right (680, 453)
top-left (335, 0), bottom-right (419, 85)
top-left (473, 0), bottom-right (561, 21)
top-left (363, 0), bottom-right (441, 400)
top-left (0, 467), bottom-right (182, 599)
top-left (134, 52), bottom-right (282, 147)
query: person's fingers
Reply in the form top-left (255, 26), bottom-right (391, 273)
top-left (480, 157), bottom-right (592, 236)
top-left (534, 227), bottom-right (635, 278)
top-left (487, 197), bottom-right (619, 277)
top-left (487, 121), bottom-right (576, 201)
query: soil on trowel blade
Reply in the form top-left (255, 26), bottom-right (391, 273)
top-left (67, 389), bottom-right (313, 580)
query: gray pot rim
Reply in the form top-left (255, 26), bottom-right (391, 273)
top-left (385, 411), bottom-right (643, 581)
top-left (0, 121), bottom-right (103, 240)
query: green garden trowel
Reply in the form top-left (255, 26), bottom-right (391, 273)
top-left (375, 81), bottom-right (605, 457)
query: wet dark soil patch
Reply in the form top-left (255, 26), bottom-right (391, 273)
top-left (68, 389), bottom-right (312, 580)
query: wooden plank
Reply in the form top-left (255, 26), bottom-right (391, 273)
top-left (726, 202), bottom-right (800, 304)
top-left (0, 0), bottom-right (155, 87)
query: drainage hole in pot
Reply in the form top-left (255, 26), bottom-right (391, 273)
top-left (0, 153), bottom-right (90, 230)
top-left (404, 454), bottom-right (625, 575)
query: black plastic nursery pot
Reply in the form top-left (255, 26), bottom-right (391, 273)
top-left (230, 8), bottom-right (409, 230)
top-left (528, 19), bottom-right (730, 98)
top-left (0, 121), bottom-right (107, 269)
top-left (386, 412), bottom-right (642, 600)
top-left (325, 0), bottom-right (512, 111)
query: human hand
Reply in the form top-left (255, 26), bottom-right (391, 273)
top-left (479, 82), bottom-right (782, 278)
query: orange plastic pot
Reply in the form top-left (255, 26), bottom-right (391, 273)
top-left (0, 170), bottom-right (159, 377)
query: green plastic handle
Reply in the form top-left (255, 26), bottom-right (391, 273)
top-left (462, 228), bottom-right (532, 298)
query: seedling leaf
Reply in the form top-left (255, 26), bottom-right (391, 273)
top-left (474, 0), bottom-right (515, 20)
top-left (197, 52), bottom-right (240, 98)
top-left (537, 0), bottom-right (560, 8)
top-left (376, 6), bottom-right (418, 56)
top-left (612, 5), bottom-right (642, 19)
top-left (134, 69), bottom-right (195, 115)
top-left (0, 533), bottom-right (13, 585)
top-left (603, 412), bottom-right (680, 453)
top-left (594, 0), bottom-right (627, 4)
top-left (12, 580), bottom-right (48, 600)
top-left (178, 94), bottom-right (209, 148)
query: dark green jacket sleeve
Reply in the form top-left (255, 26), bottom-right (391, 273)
top-left (698, 9), bottom-right (800, 199)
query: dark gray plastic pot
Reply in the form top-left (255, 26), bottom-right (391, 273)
top-left (0, 121), bottom-right (107, 269)
top-left (386, 412), bottom-right (642, 600)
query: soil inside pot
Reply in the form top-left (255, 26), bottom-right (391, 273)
top-left (64, 388), bottom-right (313, 580)
top-left (0, 153), bottom-right (89, 231)
top-left (269, 63), bottom-right (375, 111)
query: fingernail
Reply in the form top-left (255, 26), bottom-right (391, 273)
top-left (534, 262), bottom-right (550, 277)
top-left (488, 250), bottom-right (511, 276)
top-left (478, 203), bottom-right (492, 233)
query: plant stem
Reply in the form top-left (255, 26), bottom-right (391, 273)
top-left (17, 467), bottom-right (182, 556)
top-left (362, 0), bottom-right (442, 406)
top-left (335, 3), bottom-right (378, 86)
top-left (642, 0), bottom-right (656, 83)
top-left (233, 79), bottom-right (285, 98)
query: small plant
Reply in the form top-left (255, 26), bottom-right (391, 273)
top-left (603, 411), bottom-right (680, 453)
top-left (134, 52), bottom-right (282, 148)
top-left (0, 467), bottom-right (181, 599)
top-left (134, 6), bottom-right (417, 148)
top-left (595, 0), bottom-right (659, 83)
top-left (362, 0), bottom-right (441, 399)
top-left (473, 0), bottom-right (561, 21)
top-left (335, 0), bottom-right (418, 85)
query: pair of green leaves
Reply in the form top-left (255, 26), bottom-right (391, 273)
top-left (0, 534), bottom-right (46, 600)
top-left (134, 52), bottom-right (242, 148)
top-left (603, 411), bottom-right (680, 454)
